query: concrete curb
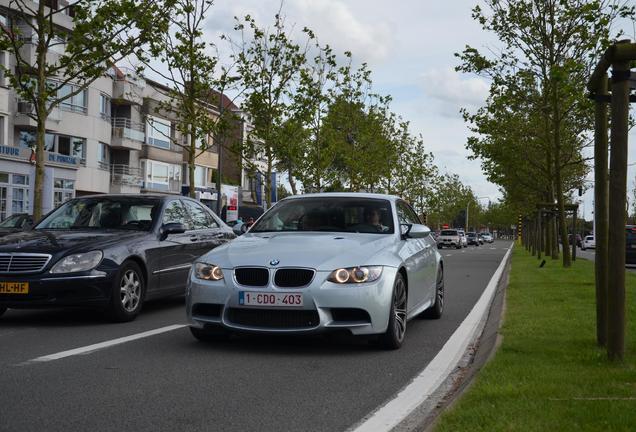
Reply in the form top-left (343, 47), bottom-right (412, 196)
top-left (349, 245), bottom-right (513, 432)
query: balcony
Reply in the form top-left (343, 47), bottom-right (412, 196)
top-left (142, 179), bottom-right (182, 195)
top-left (111, 118), bottom-right (145, 151)
top-left (112, 67), bottom-right (145, 105)
top-left (110, 164), bottom-right (143, 187)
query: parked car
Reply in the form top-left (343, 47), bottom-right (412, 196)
top-left (458, 230), bottom-right (468, 247)
top-left (581, 235), bottom-right (595, 251)
top-left (186, 193), bottom-right (444, 350)
top-left (466, 232), bottom-right (481, 246)
top-left (0, 195), bottom-right (235, 322)
top-left (567, 234), bottom-right (583, 248)
top-left (0, 213), bottom-right (34, 236)
top-left (626, 226), bottom-right (636, 264)
top-left (438, 229), bottom-right (461, 249)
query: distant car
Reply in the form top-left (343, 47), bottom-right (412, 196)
top-left (466, 232), bottom-right (480, 246)
top-left (582, 235), bottom-right (595, 251)
top-left (0, 213), bottom-right (34, 236)
top-left (458, 230), bottom-right (468, 248)
top-left (438, 229), bottom-right (461, 249)
top-left (626, 226), bottom-right (636, 264)
top-left (567, 234), bottom-right (582, 248)
top-left (0, 195), bottom-right (235, 322)
top-left (480, 233), bottom-right (494, 243)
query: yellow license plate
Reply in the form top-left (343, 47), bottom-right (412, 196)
top-left (0, 282), bottom-right (29, 294)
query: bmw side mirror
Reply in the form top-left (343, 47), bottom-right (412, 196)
top-left (159, 222), bottom-right (186, 241)
top-left (405, 224), bottom-right (431, 239)
top-left (232, 223), bottom-right (247, 236)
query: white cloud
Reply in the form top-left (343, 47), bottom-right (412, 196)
top-left (420, 67), bottom-right (489, 109)
top-left (286, 0), bottom-right (392, 64)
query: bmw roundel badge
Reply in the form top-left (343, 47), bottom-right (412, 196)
top-left (269, 259), bottom-right (280, 266)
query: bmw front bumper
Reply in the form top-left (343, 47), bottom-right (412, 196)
top-left (186, 266), bottom-right (398, 335)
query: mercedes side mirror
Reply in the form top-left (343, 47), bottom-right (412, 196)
top-left (159, 222), bottom-right (186, 240)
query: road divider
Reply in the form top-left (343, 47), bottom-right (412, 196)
top-left (22, 324), bottom-right (186, 364)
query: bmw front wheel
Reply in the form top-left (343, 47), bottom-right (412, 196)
top-left (377, 273), bottom-right (407, 350)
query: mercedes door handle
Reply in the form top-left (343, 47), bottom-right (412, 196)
top-left (189, 235), bottom-right (199, 242)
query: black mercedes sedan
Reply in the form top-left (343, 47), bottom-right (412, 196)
top-left (0, 195), bottom-right (235, 322)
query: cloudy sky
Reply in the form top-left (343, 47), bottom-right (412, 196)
top-left (171, 0), bottom-right (636, 220)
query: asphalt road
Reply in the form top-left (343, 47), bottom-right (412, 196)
top-left (0, 241), bottom-right (512, 432)
top-left (575, 247), bottom-right (636, 273)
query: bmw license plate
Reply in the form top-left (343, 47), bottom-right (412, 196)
top-left (0, 282), bottom-right (29, 294)
top-left (239, 291), bottom-right (303, 307)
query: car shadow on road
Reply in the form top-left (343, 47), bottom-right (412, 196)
top-left (186, 330), bottom-right (381, 356)
top-left (0, 295), bottom-right (185, 327)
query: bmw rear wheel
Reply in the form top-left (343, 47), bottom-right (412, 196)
top-left (422, 266), bottom-right (444, 319)
top-left (378, 273), bottom-right (407, 350)
top-left (108, 261), bottom-right (145, 322)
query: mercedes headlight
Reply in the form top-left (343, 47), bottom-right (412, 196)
top-left (328, 266), bottom-right (383, 284)
top-left (194, 262), bottom-right (224, 281)
top-left (50, 251), bottom-right (103, 274)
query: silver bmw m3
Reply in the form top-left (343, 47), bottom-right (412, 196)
top-left (186, 193), bottom-right (444, 349)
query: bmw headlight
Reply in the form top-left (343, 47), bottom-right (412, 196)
top-left (194, 262), bottom-right (224, 281)
top-left (50, 251), bottom-right (103, 274)
top-left (328, 266), bottom-right (383, 284)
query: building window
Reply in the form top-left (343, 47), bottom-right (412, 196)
top-left (0, 51), bottom-right (6, 87)
top-left (97, 142), bottom-right (109, 170)
top-left (58, 84), bottom-right (87, 114)
top-left (194, 165), bottom-right (206, 187)
top-left (20, 131), bottom-right (86, 162)
top-left (53, 178), bottom-right (75, 208)
top-left (0, 11), bottom-right (8, 27)
top-left (99, 94), bottom-right (111, 119)
top-left (146, 116), bottom-right (171, 149)
top-left (143, 160), bottom-right (181, 189)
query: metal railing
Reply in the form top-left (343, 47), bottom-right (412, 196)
top-left (111, 117), bottom-right (145, 143)
top-left (110, 164), bottom-right (143, 186)
top-left (112, 67), bottom-right (146, 88)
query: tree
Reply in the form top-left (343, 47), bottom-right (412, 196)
top-left (141, 0), bottom-right (240, 200)
top-left (457, 0), bottom-right (633, 266)
top-left (232, 12), bottom-right (311, 207)
top-left (0, 0), bottom-right (173, 219)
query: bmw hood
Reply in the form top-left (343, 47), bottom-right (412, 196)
top-left (202, 232), bottom-right (399, 271)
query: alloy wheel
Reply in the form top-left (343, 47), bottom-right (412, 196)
top-left (393, 277), bottom-right (407, 342)
top-left (120, 270), bottom-right (141, 312)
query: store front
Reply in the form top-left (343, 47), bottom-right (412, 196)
top-left (0, 144), bottom-right (79, 220)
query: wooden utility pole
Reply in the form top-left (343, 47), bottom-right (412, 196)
top-left (587, 40), bottom-right (635, 360)
top-left (594, 74), bottom-right (609, 347)
top-left (607, 59), bottom-right (630, 361)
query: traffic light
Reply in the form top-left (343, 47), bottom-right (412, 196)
top-left (422, 212), bottom-right (428, 225)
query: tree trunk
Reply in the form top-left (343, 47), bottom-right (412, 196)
top-left (33, 116), bottom-right (46, 220)
top-left (288, 168), bottom-right (297, 195)
top-left (33, 0), bottom-right (47, 221)
top-left (189, 129), bottom-right (196, 198)
top-left (552, 78), bottom-right (570, 267)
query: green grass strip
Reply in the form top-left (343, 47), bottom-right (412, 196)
top-left (434, 247), bottom-right (636, 432)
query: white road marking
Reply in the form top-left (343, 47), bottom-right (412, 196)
top-left (24, 324), bottom-right (186, 364)
top-left (445, 254), bottom-right (452, 257)
top-left (350, 245), bottom-right (513, 432)
top-left (490, 247), bottom-right (497, 250)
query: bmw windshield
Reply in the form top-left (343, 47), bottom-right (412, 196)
top-left (250, 197), bottom-right (395, 234)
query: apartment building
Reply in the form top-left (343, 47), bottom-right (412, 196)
top-left (0, 1), bottom-right (267, 220)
